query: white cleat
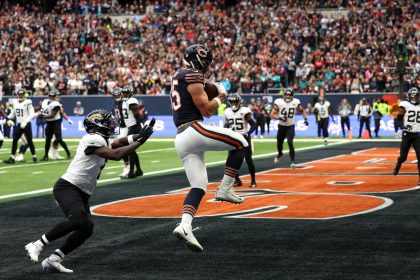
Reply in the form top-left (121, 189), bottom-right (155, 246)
top-left (48, 150), bottom-right (57, 160)
top-left (215, 186), bottom-right (244, 204)
top-left (290, 162), bottom-right (297, 169)
top-left (16, 154), bottom-right (24, 162)
top-left (42, 257), bottom-right (73, 273)
top-left (274, 155), bottom-right (282, 163)
top-left (120, 165), bottom-right (130, 178)
top-left (324, 139), bottom-right (328, 146)
top-left (173, 224), bottom-right (203, 252)
top-left (25, 242), bottom-right (43, 263)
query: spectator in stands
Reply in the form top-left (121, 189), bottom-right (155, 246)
top-left (73, 101), bottom-right (84, 116)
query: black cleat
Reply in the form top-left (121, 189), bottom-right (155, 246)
top-left (33, 158), bottom-right (38, 163)
top-left (137, 169), bottom-right (144, 177)
top-left (234, 179), bottom-right (242, 187)
top-left (250, 180), bottom-right (257, 188)
top-left (42, 156), bottom-right (49, 161)
top-left (393, 163), bottom-right (401, 175)
top-left (66, 154), bottom-right (72, 160)
top-left (4, 157), bottom-right (15, 164)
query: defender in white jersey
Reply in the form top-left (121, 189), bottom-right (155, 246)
top-left (393, 88), bottom-right (420, 181)
top-left (270, 88), bottom-right (308, 167)
top-left (121, 86), bottom-right (143, 178)
top-left (39, 91), bottom-right (72, 160)
top-left (225, 94), bottom-right (257, 187)
top-left (24, 109), bottom-right (155, 273)
top-left (113, 87), bottom-right (130, 177)
top-left (313, 95), bottom-right (334, 145)
top-left (4, 89), bottom-right (38, 163)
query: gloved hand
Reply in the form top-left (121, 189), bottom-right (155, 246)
top-left (7, 120), bottom-right (15, 127)
top-left (214, 82), bottom-right (227, 98)
top-left (67, 119), bottom-right (73, 125)
top-left (0, 119), bottom-right (5, 126)
top-left (20, 122), bottom-right (27, 129)
top-left (137, 118), bottom-right (155, 145)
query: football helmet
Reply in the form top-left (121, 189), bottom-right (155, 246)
top-left (183, 45), bottom-right (213, 74)
top-left (228, 94), bottom-right (242, 112)
top-left (122, 86), bottom-right (133, 100)
top-left (408, 87), bottom-right (419, 105)
top-left (112, 87), bottom-right (122, 102)
top-left (48, 90), bottom-right (59, 100)
top-left (283, 88), bottom-right (294, 102)
top-left (16, 89), bottom-right (25, 100)
top-left (318, 96), bottom-right (325, 105)
top-left (84, 109), bottom-right (118, 138)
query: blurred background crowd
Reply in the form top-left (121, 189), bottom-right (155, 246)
top-left (0, 0), bottom-right (418, 96)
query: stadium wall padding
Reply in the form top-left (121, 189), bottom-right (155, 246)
top-left (27, 115), bottom-right (398, 138)
top-left (3, 93), bottom-right (398, 116)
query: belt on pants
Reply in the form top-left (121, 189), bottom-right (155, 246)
top-left (177, 120), bottom-right (201, 134)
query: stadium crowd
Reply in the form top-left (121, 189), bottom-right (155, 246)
top-left (0, 0), bottom-right (418, 96)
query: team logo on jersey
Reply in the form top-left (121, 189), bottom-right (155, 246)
top-left (91, 148), bottom-right (418, 220)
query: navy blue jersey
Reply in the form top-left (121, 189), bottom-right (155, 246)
top-left (171, 68), bottom-right (205, 127)
top-left (114, 100), bottom-right (126, 128)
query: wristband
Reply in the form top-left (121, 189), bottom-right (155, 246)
top-left (127, 135), bottom-right (134, 144)
top-left (213, 97), bottom-right (222, 106)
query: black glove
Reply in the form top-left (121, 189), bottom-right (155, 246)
top-left (304, 118), bottom-right (308, 126)
top-left (137, 118), bottom-right (155, 145)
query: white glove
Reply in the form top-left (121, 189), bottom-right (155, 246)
top-left (7, 120), bottom-right (15, 127)
top-left (0, 119), bottom-right (5, 125)
top-left (214, 82), bottom-right (227, 98)
top-left (68, 119), bottom-right (73, 125)
top-left (20, 122), bottom-right (27, 129)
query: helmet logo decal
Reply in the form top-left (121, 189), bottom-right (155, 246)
top-left (197, 49), bottom-right (208, 57)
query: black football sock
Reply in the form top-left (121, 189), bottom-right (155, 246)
top-left (181, 188), bottom-right (205, 225)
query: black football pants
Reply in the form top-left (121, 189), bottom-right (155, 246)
top-left (12, 123), bottom-right (36, 156)
top-left (45, 120), bottom-right (70, 158)
top-left (340, 116), bottom-right (350, 137)
top-left (397, 131), bottom-right (420, 178)
top-left (233, 134), bottom-right (256, 181)
top-left (45, 179), bottom-right (93, 255)
top-left (319, 117), bottom-right (329, 138)
top-left (277, 124), bottom-right (296, 162)
top-left (128, 125), bottom-right (142, 174)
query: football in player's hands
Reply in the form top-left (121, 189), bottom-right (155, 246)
top-left (204, 82), bottom-right (220, 100)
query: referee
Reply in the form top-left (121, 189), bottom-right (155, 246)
top-left (393, 87), bottom-right (420, 182)
top-left (358, 98), bottom-right (372, 138)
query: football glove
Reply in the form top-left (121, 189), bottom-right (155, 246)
top-left (67, 119), bottom-right (74, 125)
top-left (136, 118), bottom-right (155, 145)
top-left (214, 82), bottom-right (227, 98)
top-left (0, 119), bottom-right (5, 125)
top-left (7, 120), bottom-right (15, 127)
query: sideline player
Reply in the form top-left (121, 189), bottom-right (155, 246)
top-left (224, 93), bottom-right (257, 187)
top-left (171, 45), bottom-right (248, 252)
top-left (121, 86), bottom-right (144, 178)
top-left (270, 88), bottom-right (308, 167)
top-left (0, 104), bottom-right (7, 151)
top-left (113, 87), bottom-right (130, 177)
top-left (24, 109), bottom-right (155, 273)
top-left (4, 89), bottom-right (38, 163)
top-left (393, 87), bottom-right (420, 182)
top-left (40, 91), bottom-right (72, 161)
top-left (313, 95), bottom-right (334, 145)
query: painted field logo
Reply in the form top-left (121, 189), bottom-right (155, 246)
top-left (91, 148), bottom-right (419, 220)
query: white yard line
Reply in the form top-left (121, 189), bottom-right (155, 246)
top-left (32, 171), bottom-right (44, 174)
top-left (0, 145), bottom-right (78, 155)
top-left (0, 140), bottom-right (349, 200)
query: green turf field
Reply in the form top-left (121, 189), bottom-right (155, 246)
top-left (0, 138), bottom-right (344, 202)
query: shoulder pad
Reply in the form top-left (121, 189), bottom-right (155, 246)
top-left (84, 134), bottom-right (107, 148)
